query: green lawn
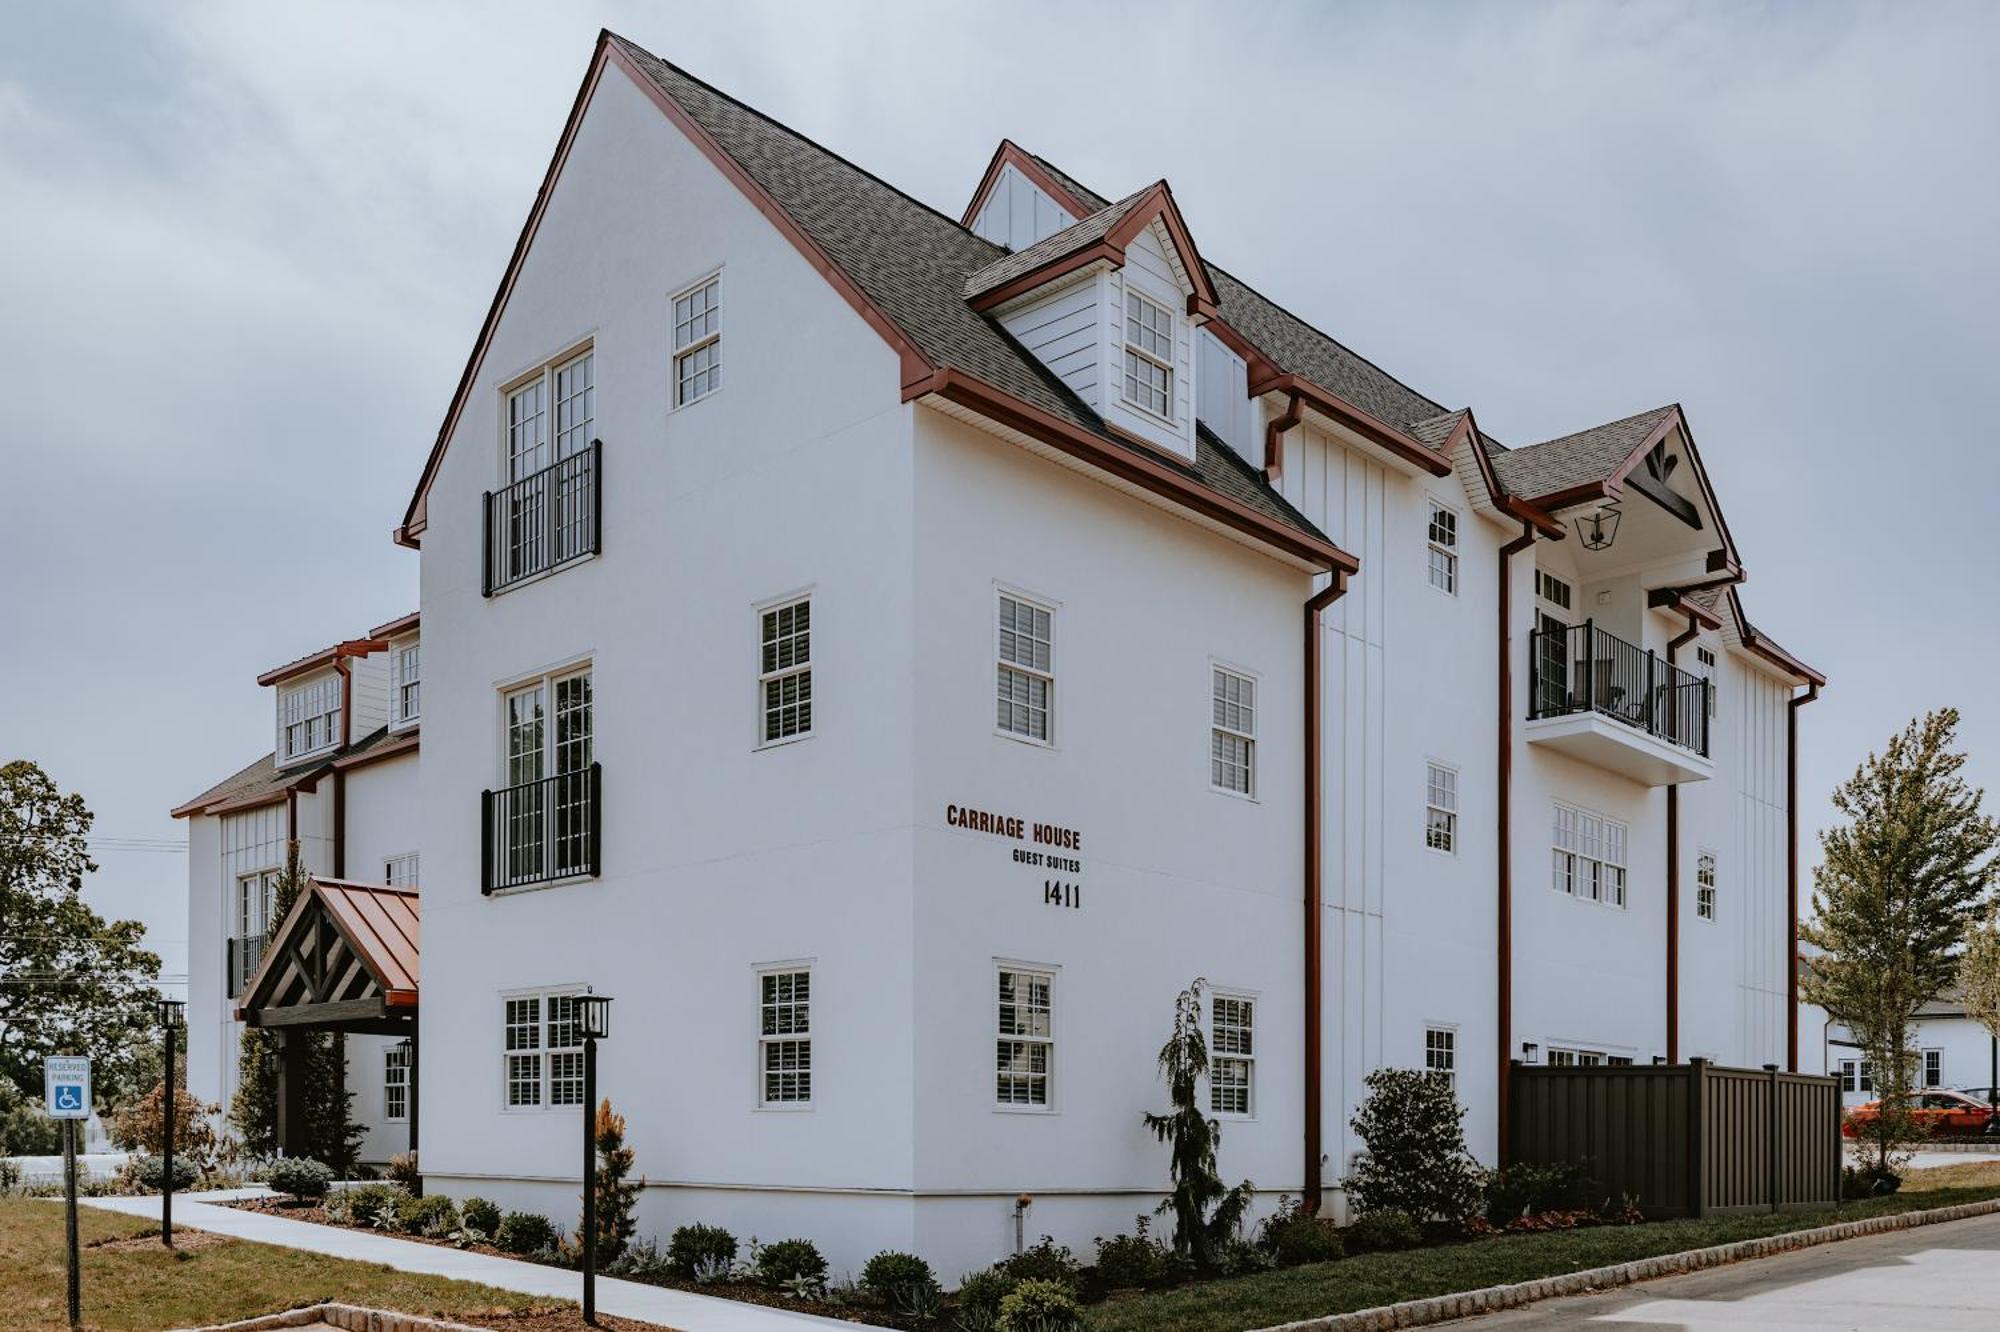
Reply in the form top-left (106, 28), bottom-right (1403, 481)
top-left (0, 1197), bottom-right (568, 1331)
top-left (1086, 1163), bottom-right (2000, 1332)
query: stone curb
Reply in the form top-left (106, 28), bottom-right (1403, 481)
top-left (1251, 1197), bottom-right (2000, 1331)
top-left (169, 1302), bottom-right (499, 1332)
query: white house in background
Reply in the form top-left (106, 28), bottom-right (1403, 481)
top-left (178, 29), bottom-right (1824, 1275)
top-left (1806, 992), bottom-right (2000, 1109)
top-left (174, 612), bottom-right (421, 1166)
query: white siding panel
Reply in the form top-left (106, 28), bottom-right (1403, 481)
top-left (1196, 328), bottom-right (1252, 464)
top-left (970, 163), bottom-right (1076, 251)
top-left (999, 280), bottom-right (1099, 404)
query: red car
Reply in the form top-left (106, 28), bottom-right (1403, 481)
top-left (1843, 1089), bottom-right (2000, 1137)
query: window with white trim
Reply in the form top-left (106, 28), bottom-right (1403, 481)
top-left (502, 991), bottom-right (584, 1110)
top-left (1122, 289), bottom-right (1174, 418)
top-left (236, 869), bottom-right (279, 943)
top-left (1695, 645), bottom-right (1718, 717)
top-left (1696, 851), bottom-right (1717, 921)
top-left (392, 641), bottom-right (421, 728)
top-left (1552, 803), bottom-right (1628, 907)
top-left (499, 666), bottom-right (595, 883)
top-left (1535, 569), bottom-right (1573, 612)
top-left (506, 351), bottom-right (594, 483)
top-left (759, 598), bottom-right (812, 745)
top-left (1840, 1058), bottom-right (1873, 1094)
top-left (759, 969), bottom-right (812, 1106)
top-left (384, 1044), bottom-right (409, 1122)
top-left (1210, 993), bottom-right (1254, 1116)
top-left (1546, 1046), bottom-right (1607, 1066)
top-left (1426, 762), bottom-right (1458, 853)
top-left (384, 854), bottom-right (419, 888)
top-left (279, 675), bottom-right (342, 762)
top-left (1427, 501), bottom-right (1459, 594)
top-left (996, 966), bottom-right (1054, 1107)
top-left (673, 276), bottom-right (720, 406)
top-left (1211, 668), bottom-right (1256, 795)
top-left (996, 593), bottom-right (1054, 743)
top-left (1923, 1048), bottom-right (1943, 1088)
top-left (1425, 1026), bottom-right (1457, 1088)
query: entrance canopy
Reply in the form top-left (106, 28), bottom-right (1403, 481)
top-left (236, 877), bottom-right (419, 1035)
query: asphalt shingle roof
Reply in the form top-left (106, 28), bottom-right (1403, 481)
top-left (1486, 405), bottom-right (1678, 500)
top-left (608, 35), bottom-right (1327, 548)
top-left (962, 188), bottom-right (1150, 300)
top-left (172, 727), bottom-right (408, 818)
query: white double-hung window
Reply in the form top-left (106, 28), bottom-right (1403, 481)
top-left (392, 641), bottom-right (421, 728)
top-left (384, 1044), bottom-right (409, 1121)
top-left (1425, 1026), bottom-right (1457, 1088)
top-left (1426, 762), bottom-right (1459, 853)
top-left (502, 991), bottom-right (584, 1109)
top-left (1696, 851), bottom-right (1717, 921)
top-left (673, 275), bottom-right (720, 405)
top-left (758, 597), bottom-right (812, 745)
top-left (279, 674), bottom-right (341, 762)
top-left (1427, 501), bottom-right (1459, 594)
top-left (1211, 668), bottom-right (1256, 795)
top-left (1552, 803), bottom-right (1628, 907)
top-left (996, 593), bottom-right (1054, 743)
top-left (996, 966), bottom-right (1054, 1108)
top-left (1122, 289), bottom-right (1174, 418)
top-left (497, 667), bottom-right (595, 887)
top-left (758, 968), bottom-right (812, 1106)
top-left (1210, 993), bottom-right (1255, 1116)
top-left (384, 854), bottom-right (419, 888)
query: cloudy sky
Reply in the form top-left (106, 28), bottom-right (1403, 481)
top-left (4, 1), bottom-right (1996, 993)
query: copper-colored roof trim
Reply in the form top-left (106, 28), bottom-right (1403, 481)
top-left (368, 611), bottom-right (420, 639)
top-left (960, 139), bottom-right (1097, 230)
top-left (1439, 409), bottom-right (1565, 538)
top-left (1249, 372), bottom-right (1452, 478)
top-left (256, 639), bottom-right (387, 688)
top-left (964, 181), bottom-right (1219, 315)
top-left (236, 877), bottom-right (420, 1021)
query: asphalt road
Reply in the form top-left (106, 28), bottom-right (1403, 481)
top-left (1436, 1210), bottom-right (2000, 1329)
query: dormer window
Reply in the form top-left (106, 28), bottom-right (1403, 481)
top-left (391, 640), bottom-right (421, 729)
top-left (279, 674), bottom-right (341, 763)
top-left (1123, 290), bottom-right (1174, 419)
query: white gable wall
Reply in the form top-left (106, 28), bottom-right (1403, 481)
top-left (969, 162), bottom-right (1075, 251)
top-left (1100, 224), bottom-right (1195, 460)
top-left (1197, 327), bottom-right (1252, 465)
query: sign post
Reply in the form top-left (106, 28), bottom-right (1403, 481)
top-left (46, 1055), bottom-right (91, 1332)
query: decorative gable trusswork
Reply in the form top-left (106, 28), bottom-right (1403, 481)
top-left (237, 877), bottom-right (419, 1035)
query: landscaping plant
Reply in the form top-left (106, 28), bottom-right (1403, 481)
top-left (1093, 1216), bottom-right (1173, 1288)
top-left (495, 1210), bottom-right (558, 1255)
top-left (1142, 978), bottom-right (1253, 1268)
top-left (1801, 709), bottom-right (1998, 1179)
top-left (130, 1154), bottom-right (199, 1193)
top-left (754, 1236), bottom-right (829, 1294)
top-left (266, 1156), bottom-right (334, 1201)
top-left (666, 1221), bottom-right (738, 1278)
top-left (862, 1249), bottom-right (942, 1310)
top-left (328, 1181), bottom-right (406, 1228)
top-left (1256, 1196), bottom-right (1343, 1266)
top-left (952, 1266), bottom-right (1021, 1331)
top-left (385, 1150), bottom-right (422, 1191)
top-left (397, 1192), bottom-right (461, 1237)
top-left (109, 1080), bottom-right (222, 1175)
top-left (1341, 1208), bottom-right (1422, 1252)
top-left (1342, 1066), bottom-right (1484, 1229)
top-left (1000, 1236), bottom-right (1081, 1286)
top-left (995, 1278), bottom-right (1085, 1332)
top-left (574, 1098), bottom-right (642, 1266)
top-left (461, 1195), bottom-right (501, 1237)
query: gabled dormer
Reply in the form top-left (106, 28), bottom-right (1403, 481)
top-left (962, 140), bottom-right (1083, 251)
top-left (370, 612), bottom-right (421, 733)
top-left (963, 181), bottom-right (1217, 462)
top-left (256, 638), bottom-right (387, 768)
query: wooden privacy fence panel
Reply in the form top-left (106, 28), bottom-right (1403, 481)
top-left (1509, 1059), bottom-right (1840, 1218)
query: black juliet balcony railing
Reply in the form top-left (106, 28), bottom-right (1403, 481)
top-left (481, 763), bottom-right (602, 893)
top-left (483, 440), bottom-right (601, 596)
top-left (225, 932), bottom-right (267, 999)
top-left (1529, 620), bottom-right (1711, 757)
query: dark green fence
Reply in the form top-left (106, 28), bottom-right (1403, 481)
top-left (1508, 1059), bottom-right (1841, 1218)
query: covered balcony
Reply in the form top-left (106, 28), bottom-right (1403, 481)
top-left (1527, 620), bottom-right (1713, 786)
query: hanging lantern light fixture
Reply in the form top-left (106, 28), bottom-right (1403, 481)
top-left (1574, 502), bottom-right (1622, 551)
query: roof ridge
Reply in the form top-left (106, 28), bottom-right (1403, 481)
top-left (605, 31), bottom-right (1006, 258)
top-left (1518, 403), bottom-right (1679, 453)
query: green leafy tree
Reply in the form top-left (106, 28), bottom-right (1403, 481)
top-left (1342, 1067), bottom-right (1485, 1227)
top-left (1142, 978), bottom-right (1252, 1268)
top-left (0, 760), bottom-right (164, 1107)
top-left (1957, 907), bottom-right (2000, 1108)
top-left (229, 841), bottom-right (363, 1167)
top-left (1801, 709), bottom-right (1999, 1175)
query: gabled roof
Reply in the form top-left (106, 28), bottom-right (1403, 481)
top-left (255, 638), bottom-right (387, 688)
top-left (368, 611), bottom-right (419, 639)
top-left (398, 32), bottom-right (1343, 572)
top-left (962, 181), bottom-right (1220, 315)
top-left (169, 726), bottom-right (416, 819)
top-left (1726, 586), bottom-right (1826, 686)
top-left (1487, 405), bottom-right (1681, 503)
top-left (238, 876), bottom-right (419, 1026)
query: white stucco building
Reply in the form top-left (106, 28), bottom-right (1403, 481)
top-left (178, 29), bottom-right (1825, 1274)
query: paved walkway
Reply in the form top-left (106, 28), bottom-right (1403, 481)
top-left (1438, 1208), bottom-right (2000, 1329)
top-left (80, 1192), bottom-right (847, 1332)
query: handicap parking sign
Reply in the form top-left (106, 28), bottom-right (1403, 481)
top-left (44, 1056), bottom-right (91, 1119)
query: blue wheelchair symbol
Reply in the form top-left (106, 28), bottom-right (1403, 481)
top-left (54, 1085), bottom-right (83, 1112)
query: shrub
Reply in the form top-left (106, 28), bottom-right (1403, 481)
top-left (267, 1156), bottom-right (334, 1200)
top-left (496, 1210), bottom-right (558, 1255)
top-left (1483, 1161), bottom-right (1604, 1224)
top-left (1257, 1198), bottom-right (1343, 1266)
top-left (666, 1222), bottom-right (739, 1278)
top-left (952, 1267), bottom-right (1020, 1330)
top-left (1843, 1163), bottom-right (1902, 1200)
top-left (1341, 1067), bottom-right (1484, 1227)
top-left (0, 1158), bottom-right (20, 1193)
top-left (1093, 1217), bottom-right (1171, 1289)
top-left (0, 1082), bottom-right (62, 1156)
top-left (109, 1083), bottom-right (223, 1173)
top-left (132, 1155), bottom-right (199, 1193)
top-left (385, 1151), bottom-right (422, 1191)
top-left (397, 1192), bottom-right (461, 1237)
top-left (862, 1249), bottom-right (941, 1306)
top-left (461, 1195), bottom-right (502, 1237)
top-left (330, 1181), bottom-right (406, 1227)
top-left (995, 1278), bottom-right (1085, 1332)
top-left (1343, 1209), bottom-right (1422, 1253)
top-left (755, 1237), bottom-right (828, 1292)
top-left (1000, 1236), bottom-right (1081, 1287)
top-left (607, 1235), bottom-right (676, 1279)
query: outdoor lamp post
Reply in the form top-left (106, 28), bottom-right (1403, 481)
top-left (576, 993), bottom-right (613, 1327)
top-left (157, 998), bottom-right (185, 1248)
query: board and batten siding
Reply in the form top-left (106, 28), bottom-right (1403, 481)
top-left (1729, 659), bottom-right (1792, 1065)
top-left (1196, 327), bottom-right (1252, 465)
top-left (999, 278), bottom-right (1099, 403)
top-left (969, 162), bottom-right (1075, 251)
top-left (349, 652), bottom-right (391, 739)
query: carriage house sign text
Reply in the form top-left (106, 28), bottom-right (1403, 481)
top-left (945, 803), bottom-right (1084, 909)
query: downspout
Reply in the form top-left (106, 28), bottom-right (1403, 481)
top-left (332, 769), bottom-right (346, 880)
top-left (1302, 572), bottom-right (1348, 1212)
top-left (1265, 391), bottom-right (1304, 481)
top-left (1495, 519), bottom-right (1537, 1167)
top-left (1787, 680), bottom-right (1820, 1071)
top-left (1664, 610), bottom-right (1702, 1064)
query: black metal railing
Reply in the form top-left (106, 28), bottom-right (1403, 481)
top-left (483, 440), bottom-right (601, 595)
top-left (226, 932), bottom-right (267, 999)
top-left (481, 763), bottom-right (601, 893)
top-left (1529, 619), bottom-right (1711, 757)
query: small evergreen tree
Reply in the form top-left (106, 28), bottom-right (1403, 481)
top-left (578, 1098), bottom-right (641, 1265)
top-left (1142, 978), bottom-right (1252, 1268)
top-left (1801, 709), bottom-right (1998, 1176)
top-left (1342, 1067), bottom-right (1484, 1227)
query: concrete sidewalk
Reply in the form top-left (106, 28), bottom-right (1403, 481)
top-left (81, 1192), bottom-right (848, 1332)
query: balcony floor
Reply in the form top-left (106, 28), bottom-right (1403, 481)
top-left (1524, 710), bottom-right (1714, 786)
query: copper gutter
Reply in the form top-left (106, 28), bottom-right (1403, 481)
top-left (1302, 572), bottom-right (1349, 1211)
top-left (1787, 681), bottom-right (1821, 1070)
top-left (1664, 611), bottom-right (1703, 1063)
top-left (1264, 390), bottom-right (1304, 481)
top-left (1495, 520), bottom-right (1538, 1166)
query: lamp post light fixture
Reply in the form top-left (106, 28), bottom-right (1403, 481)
top-left (1573, 502), bottom-right (1622, 552)
top-left (157, 998), bottom-right (185, 1248)
top-left (576, 993), bottom-right (613, 1326)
